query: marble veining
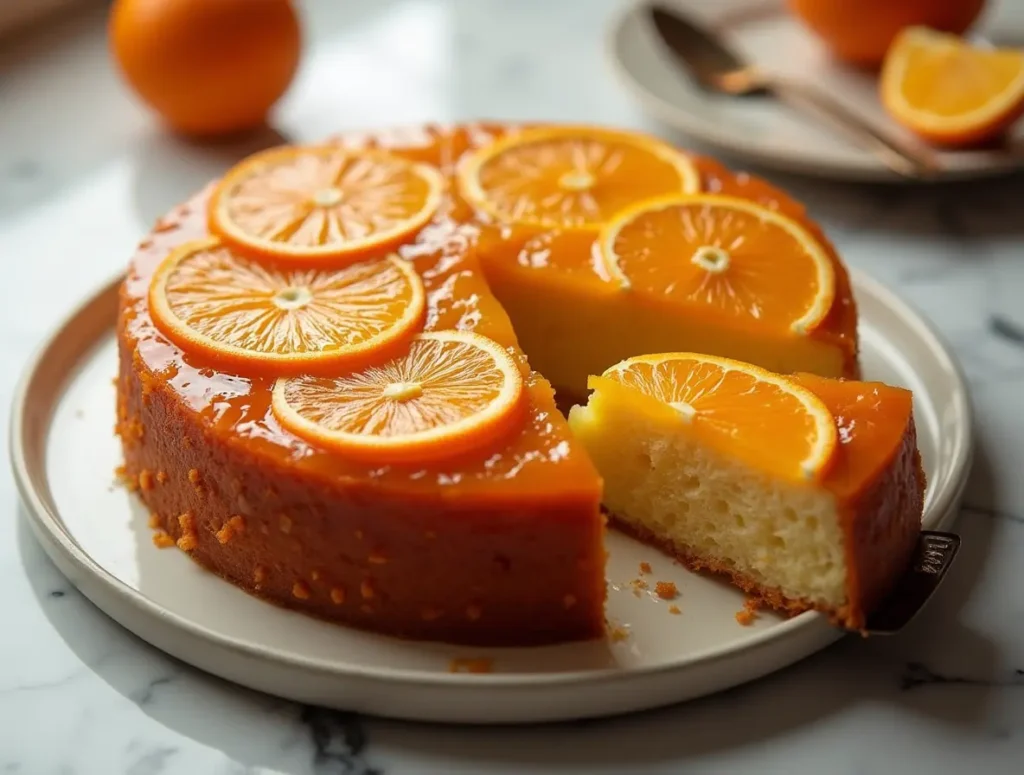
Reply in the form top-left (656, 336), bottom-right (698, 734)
top-left (3, 0), bottom-right (1024, 773)
top-left (898, 662), bottom-right (1024, 692)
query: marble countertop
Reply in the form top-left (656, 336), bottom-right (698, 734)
top-left (2, 1), bottom-right (1024, 772)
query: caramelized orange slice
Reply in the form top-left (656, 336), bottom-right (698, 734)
top-left (597, 194), bottom-right (835, 335)
top-left (601, 353), bottom-right (837, 482)
top-left (209, 145), bottom-right (446, 262)
top-left (272, 331), bottom-right (525, 462)
top-left (881, 27), bottom-right (1024, 147)
top-left (456, 126), bottom-right (700, 229)
top-left (148, 237), bottom-right (425, 374)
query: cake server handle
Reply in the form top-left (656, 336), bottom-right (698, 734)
top-left (860, 530), bottom-right (960, 635)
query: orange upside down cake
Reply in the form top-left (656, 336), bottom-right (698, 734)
top-left (116, 122), bottom-right (924, 645)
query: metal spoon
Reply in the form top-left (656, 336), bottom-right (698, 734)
top-left (646, 3), bottom-right (942, 180)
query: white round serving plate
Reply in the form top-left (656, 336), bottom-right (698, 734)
top-left (11, 270), bottom-right (972, 725)
top-left (606, 0), bottom-right (1024, 183)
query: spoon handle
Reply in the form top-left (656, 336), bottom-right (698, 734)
top-left (765, 75), bottom-right (941, 179)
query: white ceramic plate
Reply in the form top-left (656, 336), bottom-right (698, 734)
top-left (11, 271), bottom-right (972, 724)
top-left (606, 0), bottom-right (1024, 182)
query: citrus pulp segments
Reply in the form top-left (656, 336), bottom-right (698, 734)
top-left (271, 331), bottom-right (526, 462)
top-left (148, 237), bottom-right (426, 375)
top-left (602, 352), bottom-right (838, 482)
top-left (455, 125), bottom-right (701, 230)
top-left (209, 144), bottom-right (447, 263)
top-left (597, 193), bottom-right (836, 336)
top-left (881, 27), bottom-right (1024, 144)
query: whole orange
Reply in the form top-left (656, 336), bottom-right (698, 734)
top-left (787, 0), bottom-right (987, 68)
top-left (109, 0), bottom-right (302, 137)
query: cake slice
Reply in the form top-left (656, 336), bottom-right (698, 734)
top-left (568, 353), bottom-right (925, 629)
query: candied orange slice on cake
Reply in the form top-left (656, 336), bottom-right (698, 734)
top-left (272, 331), bottom-right (525, 462)
top-left (596, 194), bottom-right (835, 335)
top-left (209, 145), bottom-right (446, 262)
top-left (593, 352), bottom-right (838, 482)
top-left (148, 237), bottom-right (425, 373)
top-left (881, 27), bottom-right (1024, 146)
top-left (456, 126), bottom-right (700, 229)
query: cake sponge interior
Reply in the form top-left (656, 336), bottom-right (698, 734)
top-left (569, 376), bottom-right (848, 611)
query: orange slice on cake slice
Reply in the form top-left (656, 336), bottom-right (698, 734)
top-left (596, 194), bottom-right (835, 336)
top-left (881, 27), bottom-right (1024, 146)
top-left (209, 145), bottom-right (446, 263)
top-left (148, 237), bottom-right (425, 374)
top-left (456, 125), bottom-right (700, 230)
top-left (582, 352), bottom-right (838, 482)
top-left (272, 331), bottom-right (525, 462)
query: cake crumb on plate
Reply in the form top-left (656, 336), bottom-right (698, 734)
top-left (655, 580), bottom-right (678, 600)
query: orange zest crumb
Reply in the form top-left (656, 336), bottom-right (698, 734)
top-left (639, 561), bottom-right (652, 575)
top-left (138, 469), bottom-right (154, 491)
top-left (735, 598), bottom-right (761, 626)
top-left (449, 657), bottom-right (494, 674)
top-left (668, 604), bottom-right (681, 615)
top-left (253, 565), bottom-right (268, 585)
top-left (360, 579), bottom-right (375, 600)
top-left (156, 470), bottom-right (168, 484)
top-left (176, 512), bottom-right (197, 551)
top-left (466, 603), bottom-right (483, 621)
top-left (187, 468), bottom-right (200, 484)
top-left (655, 581), bottom-right (678, 600)
top-left (292, 581), bottom-right (311, 600)
top-left (279, 515), bottom-right (292, 534)
top-left (310, 570), bottom-right (321, 582)
top-left (152, 532), bottom-right (175, 549)
top-left (368, 549), bottom-right (388, 565)
top-left (147, 512), bottom-right (161, 529)
top-left (330, 587), bottom-right (346, 605)
top-left (215, 515), bottom-right (246, 545)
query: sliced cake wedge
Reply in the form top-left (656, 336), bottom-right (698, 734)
top-left (568, 353), bottom-right (925, 630)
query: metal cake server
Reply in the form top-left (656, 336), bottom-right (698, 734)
top-left (646, 3), bottom-right (942, 179)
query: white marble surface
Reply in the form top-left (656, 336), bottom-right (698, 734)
top-left (2, 1), bottom-right (1024, 772)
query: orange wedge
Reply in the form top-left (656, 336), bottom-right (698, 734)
top-left (881, 27), bottom-right (1024, 146)
top-left (209, 145), bottom-right (446, 263)
top-left (601, 353), bottom-right (837, 482)
top-left (148, 237), bottom-right (425, 374)
top-left (272, 331), bottom-right (525, 462)
top-left (456, 126), bottom-right (700, 230)
top-left (596, 194), bottom-right (835, 335)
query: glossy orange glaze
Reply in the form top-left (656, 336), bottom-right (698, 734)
top-left (795, 373), bottom-right (916, 502)
top-left (121, 131), bottom-right (603, 500)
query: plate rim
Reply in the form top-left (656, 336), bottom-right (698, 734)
top-left (10, 268), bottom-right (973, 692)
top-left (603, 0), bottom-right (1024, 183)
